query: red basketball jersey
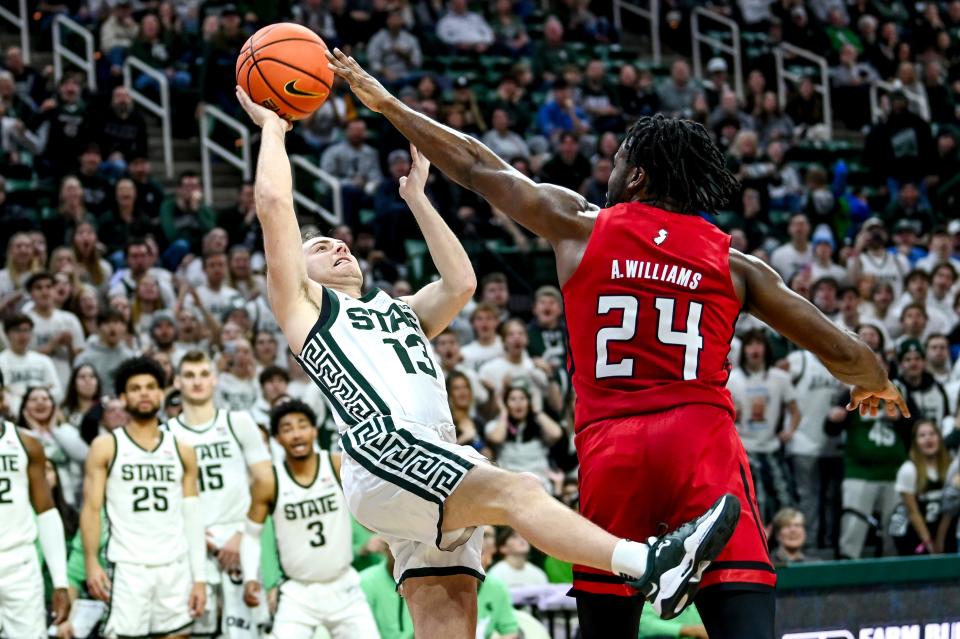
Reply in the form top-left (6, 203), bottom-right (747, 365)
top-left (561, 202), bottom-right (742, 432)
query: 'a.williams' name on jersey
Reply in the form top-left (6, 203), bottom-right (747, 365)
top-left (562, 203), bottom-right (742, 431)
top-left (106, 428), bottom-right (186, 565)
top-left (273, 452), bottom-right (352, 582)
top-left (295, 287), bottom-right (451, 432)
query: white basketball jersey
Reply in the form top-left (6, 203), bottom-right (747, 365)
top-left (787, 350), bottom-right (843, 457)
top-left (165, 410), bottom-right (251, 527)
top-left (296, 287), bottom-right (452, 433)
top-left (273, 452), bottom-right (352, 582)
top-left (0, 422), bottom-right (36, 553)
top-left (106, 427), bottom-right (186, 565)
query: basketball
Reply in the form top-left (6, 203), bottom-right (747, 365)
top-left (236, 23), bottom-right (333, 121)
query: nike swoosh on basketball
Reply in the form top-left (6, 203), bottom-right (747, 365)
top-left (284, 79), bottom-right (324, 98)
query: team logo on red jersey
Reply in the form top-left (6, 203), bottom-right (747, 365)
top-left (654, 229), bottom-right (668, 245)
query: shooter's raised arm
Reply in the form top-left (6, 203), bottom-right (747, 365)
top-left (397, 145), bottom-right (476, 338)
top-left (235, 87), bottom-right (322, 353)
top-left (326, 48), bottom-right (595, 245)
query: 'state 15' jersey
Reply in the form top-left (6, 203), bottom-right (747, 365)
top-left (562, 203), bottom-right (742, 431)
top-left (164, 410), bottom-right (267, 527)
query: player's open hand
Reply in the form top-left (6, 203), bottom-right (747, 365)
top-left (243, 581), bottom-right (262, 608)
top-left (235, 86), bottom-right (291, 131)
top-left (189, 582), bottom-right (206, 618)
top-left (399, 144), bottom-right (430, 202)
top-left (51, 587), bottom-right (70, 625)
top-left (325, 47), bottom-right (391, 113)
top-left (217, 531), bottom-right (242, 572)
top-left (847, 380), bottom-right (910, 418)
top-left (86, 563), bottom-right (111, 602)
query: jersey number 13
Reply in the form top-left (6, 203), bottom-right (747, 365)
top-left (595, 295), bottom-right (703, 380)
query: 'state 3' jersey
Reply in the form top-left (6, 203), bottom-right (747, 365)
top-left (273, 452), bottom-right (352, 582)
top-left (106, 428), bottom-right (186, 564)
top-left (562, 203), bottom-right (742, 431)
top-left (0, 422), bottom-right (36, 555)
top-left (295, 287), bottom-right (451, 432)
top-left (165, 410), bottom-right (269, 527)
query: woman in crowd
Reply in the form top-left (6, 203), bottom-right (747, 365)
top-left (891, 420), bottom-right (952, 554)
top-left (485, 384), bottom-right (563, 489)
top-left (770, 507), bottom-right (817, 566)
top-left (447, 370), bottom-right (484, 452)
top-left (17, 386), bottom-right (88, 507)
top-left (68, 283), bottom-right (100, 337)
top-left (71, 221), bottom-right (113, 293)
top-left (61, 364), bottom-right (101, 429)
top-left (0, 231), bottom-right (41, 297)
top-left (130, 273), bottom-right (166, 339)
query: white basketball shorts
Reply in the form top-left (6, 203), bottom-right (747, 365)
top-left (339, 415), bottom-right (488, 584)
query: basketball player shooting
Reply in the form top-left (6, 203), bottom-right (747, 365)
top-left (235, 85), bottom-right (741, 639)
top-left (325, 49), bottom-right (909, 639)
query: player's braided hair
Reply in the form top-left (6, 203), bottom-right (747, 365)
top-left (621, 114), bottom-right (740, 215)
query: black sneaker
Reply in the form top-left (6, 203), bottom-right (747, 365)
top-left (625, 493), bottom-right (741, 620)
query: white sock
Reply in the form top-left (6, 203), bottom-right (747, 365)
top-left (610, 538), bottom-right (650, 581)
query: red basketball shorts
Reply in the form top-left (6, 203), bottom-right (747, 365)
top-left (572, 403), bottom-right (775, 597)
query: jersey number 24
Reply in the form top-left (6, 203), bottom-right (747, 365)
top-left (596, 295), bottom-right (703, 380)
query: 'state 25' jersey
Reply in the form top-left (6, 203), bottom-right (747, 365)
top-left (273, 452), bottom-right (352, 582)
top-left (295, 287), bottom-right (451, 432)
top-left (562, 203), bottom-right (742, 431)
top-left (106, 428), bottom-right (186, 564)
top-left (0, 422), bottom-right (36, 555)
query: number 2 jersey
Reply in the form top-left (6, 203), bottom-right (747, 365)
top-left (295, 287), bottom-right (451, 432)
top-left (0, 422), bottom-right (36, 558)
top-left (106, 427), bottom-right (186, 564)
top-left (562, 202), bottom-right (742, 432)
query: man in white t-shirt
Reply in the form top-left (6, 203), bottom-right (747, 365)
top-left (436, 0), bottom-right (494, 52)
top-left (927, 263), bottom-right (958, 327)
top-left (847, 217), bottom-right (910, 298)
top-left (0, 313), bottom-right (62, 415)
top-left (809, 225), bottom-right (848, 284)
top-left (727, 329), bottom-right (800, 521)
top-left (461, 302), bottom-right (504, 372)
top-left (108, 239), bottom-right (176, 307)
top-left (434, 327), bottom-right (489, 412)
top-left (186, 252), bottom-right (243, 320)
top-left (890, 270), bottom-right (952, 336)
top-left (770, 213), bottom-right (813, 281)
top-left (915, 229), bottom-right (960, 274)
top-left (785, 349), bottom-right (845, 548)
top-left (24, 272), bottom-right (85, 386)
top-left (215, 339), bottom-right (259, 411)
top-left (486, 528), bottom-right (548, 588)
top-left (478, 319), bottom-right (557, 415)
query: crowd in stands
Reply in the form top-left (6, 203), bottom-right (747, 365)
top-left (3, 0), bottom-right (960, 636)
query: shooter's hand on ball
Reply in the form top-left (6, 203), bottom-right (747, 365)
top-left (235, 86), bottom-right (291, 131)
top-left (325, 48), bottom-right (391, 113)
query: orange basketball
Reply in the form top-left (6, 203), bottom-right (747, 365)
top-left (236, 23), bottom-right (333, 121)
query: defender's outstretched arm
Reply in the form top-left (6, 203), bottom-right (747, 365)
top-left (398, 145), bottom-right (476, 338)
top-left (731, 250), bottom-right (908, 417)
top-left (327, 49), bottom-right (595, 244)
top-left (236, 87), bottom-right (322, 354)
